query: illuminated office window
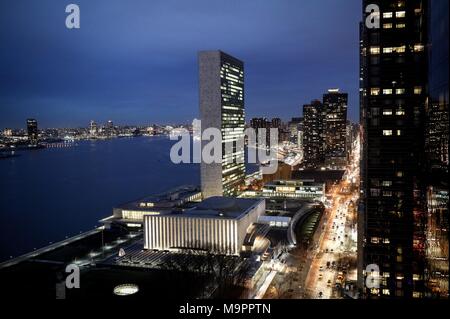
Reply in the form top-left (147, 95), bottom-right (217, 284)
top-left (413, 292), bottom-right (422, 298)
top-left (370, 46), bottom-right (380, 55)
top-left (396, 11), bottom-right (406, 18)
top-left (382, 181), bottom-right (393, 187)
top-left (414, 44), bottom-right (424, 52)
top-left (383, 46), bottom-right (405, 54)
top-left (383, 12), bottom-right (393, 18)
top-left (395, 46), bottom-right (406, 53)
top-left (371, 88), bottom-right (381, 96)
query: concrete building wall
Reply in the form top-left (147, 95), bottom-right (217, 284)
top-left (143, 200), bottom-right (265, 255)
top-left (144, 215), bottom-right (239, 254)
top-left (199, 51), bottom-right (224, 198)
top-left (235, 200), bottom-right (265, 251)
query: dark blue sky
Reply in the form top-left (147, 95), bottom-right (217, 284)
top-left (0, 0), bottom-right (361, 128)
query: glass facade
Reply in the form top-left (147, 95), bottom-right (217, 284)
top-left (426, 0), bottom-right (449, 174)
top-left (360, 0), bottom-right (428, 298)
top-left (303, 100), bottom-right (325, 167)
top-left (324, 90), bottom-right (348, 168)
top-left (220, 54), bottom-right (246, 196)
top-left (199, 51), bottom-right (245, 198)
top-left (26, 119), bottom-right (38, 145)
top-left (425, 0), bottom-right (449, 298)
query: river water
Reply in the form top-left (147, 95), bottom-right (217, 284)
top-left (0, 136), bottom-right (256, 261)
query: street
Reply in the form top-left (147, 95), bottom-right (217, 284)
top-left (261, 136), bottom-right (360, 299)
top-left (304, 136), bottom-right (360, 298)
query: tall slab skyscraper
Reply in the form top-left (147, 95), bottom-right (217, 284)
top-left (26, 119), bottom-right (38, 145)
top-left (303, 100), bottom-right (325, 168)
top-left (424, 0), bottom-right (449, 298)
top-left (199, 51), bottom-right (245, 198)
top-left (324, 89), bottom-right (348, 168)
top-left (360, 0), bottom-right (428, 298)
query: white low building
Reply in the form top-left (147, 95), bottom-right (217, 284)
top-left (143, 197), bottom-right (265, 255)
top-left (100, 185), bottom-right (202, 228)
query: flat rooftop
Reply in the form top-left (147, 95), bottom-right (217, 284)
top-left (157, 197), bottom-right (263, 220)
top-left (117, 185), bottom-right (201, 211)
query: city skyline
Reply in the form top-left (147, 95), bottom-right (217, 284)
top-left (0, 0), bottom-right (361, 128)
top-left (0, 0), bottom-right (448, 303)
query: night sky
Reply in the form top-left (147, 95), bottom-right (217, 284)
top-left (0, 0), bottom-right (361, 128)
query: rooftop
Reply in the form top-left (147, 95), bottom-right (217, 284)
top-left (117, 185), bottom-right (201, 211)
top-left (159, 197), bottom-right (263, 220)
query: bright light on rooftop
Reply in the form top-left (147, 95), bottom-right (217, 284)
top-left (113, 284), bottom-right (139, 296)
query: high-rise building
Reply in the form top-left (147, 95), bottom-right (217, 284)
top-left (250, 118), bottom-right (270, 130)
top-left (271, 118), bottom-right (282, 130)
top-left (424, 0), bottom-right (449, 298)
top-left (297, 130), bottom-right (304, 151)
top-left (426, 0), bottom-right (449, 175)
top-left (289, 117), bottom-right (303, 144)
top-left (26, 119), bottom-right (38, 145)
top-left (360, 0), bottom-right (428, 298)
top-left (3, 128), bottom-right (12, 137)
top-left (105, 120), bottom-right (114, 137)
top-left (346, 121), bottom-right (359, 158)
top-left (324, 89), bottom-right (348, 168)
top-left (250, 117), bottom-right (271, 147)
top-left (303, 100), bottom-right (325, 167)
top-left (89, 120), bottom-right (98, 137)
top-left (297, 117), bottom-right (304, 151)
top-left (199, 51), bottom-right (245, 198)
top-left (271, 118), bottom-right (287, 142)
